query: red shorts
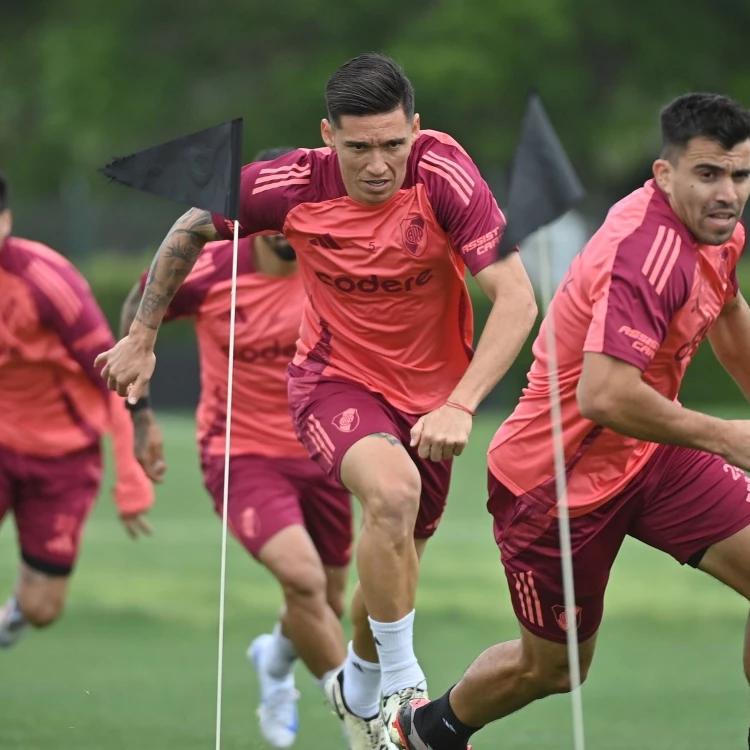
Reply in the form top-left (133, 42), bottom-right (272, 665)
top-left (489, 444), bottom-right (750, 644)
top-left (201, 453), bottom-right (353, 567)
top-left (0, 443), bottom-right (102, 575)
top-left (287, 366), bottom-right (452, 539)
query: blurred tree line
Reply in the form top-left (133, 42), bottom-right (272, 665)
top-left (3, 0), bottom-right (749, 408)
top-left (3, 0), bottom-right (750, 210)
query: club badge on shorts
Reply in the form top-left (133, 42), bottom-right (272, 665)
top-left (332, 408), bottom-right (360, 433)
top-left (552, 605), bottom-right (582, 632)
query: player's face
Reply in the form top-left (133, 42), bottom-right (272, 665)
top-left (654, 136), bottom-right (750, 245)
top-left (0, 209), bottom-right (11, 247)
top-left (321, 107), bottom-right (420, 205)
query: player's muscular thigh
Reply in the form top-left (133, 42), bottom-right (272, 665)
top-left (340, 432), bottom-right (421, 535)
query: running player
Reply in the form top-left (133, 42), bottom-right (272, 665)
top-left (0, 169), bottom-right (155, 648)
top-left (96, 53), bottom-right (537, 750)
top-left (394, 93), bottom-right (750, 750)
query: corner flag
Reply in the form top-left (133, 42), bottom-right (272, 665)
top-left (499, 93), bottom-right (585, 256)
top-left (101, 119), bottom-right (243, 220)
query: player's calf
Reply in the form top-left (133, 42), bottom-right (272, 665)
top-left (260, 526), bottom-right (347, 680)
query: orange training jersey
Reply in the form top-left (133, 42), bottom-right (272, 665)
top-left (0, 237), bottom-right (153, 513)
top-left (488, 180), bottom-right (744, 516)
top-left (145, 237), bottom-right (309, 458)
top-left (211, 130), bottom-right (506, 414)
top-left (0, 237), bottom-right (119, 456)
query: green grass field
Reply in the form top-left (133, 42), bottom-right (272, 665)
top-left (2, 408), bottom-right (750, 749)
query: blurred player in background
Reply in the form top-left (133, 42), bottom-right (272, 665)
top-left (395, 94), bottom-right (750, 750)
top-left (0, 170), bottom-right (155, 649)
top-left (97, 54), bottom-right (536, 750)
top-left (119, 146), bottom-right (353, 749)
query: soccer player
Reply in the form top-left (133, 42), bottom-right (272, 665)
top-left (96, 53), bottom-right (537, 750)
top-left (0, 170), bottom-right (155, 649)
top-left (393, 93), bottom-right (750, 750)
top-left (119, 146), bottom-right (354, 749)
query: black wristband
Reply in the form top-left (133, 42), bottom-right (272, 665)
top-left (125, 395), bottom-right (152, 413)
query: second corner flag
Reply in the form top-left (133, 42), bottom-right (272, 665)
top-left (499, 94), bottom-right (585, 256)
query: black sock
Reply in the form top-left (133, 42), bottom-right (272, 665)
top-left (412, 687), bottom-right (482, 750)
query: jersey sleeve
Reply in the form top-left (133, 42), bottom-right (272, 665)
top-left (418, 138), bottom-right (506, 276)
top-left (26, 256), bottom-right (116, 400)
top-left (139, 244), bottom-right (219, 322)
top-left (211, 150), bottom-right (311, 240)
top-left (584, 225), bottom-right (693, 371)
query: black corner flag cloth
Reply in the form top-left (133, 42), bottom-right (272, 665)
top-left (499, 93), bottom-right (585, 256)
top-left (101, 119), bottom-right (243, 220)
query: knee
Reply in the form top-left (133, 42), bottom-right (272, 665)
top-left (278, 564), bottom-right (328, 610)
top-left (21, 597), bottom-right (64, 628)
top-left (362, 473), bottom-right (421, 545)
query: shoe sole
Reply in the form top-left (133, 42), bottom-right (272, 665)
top-left (393, 711), bottom-right (412, 750)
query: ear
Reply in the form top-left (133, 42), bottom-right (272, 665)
top-left (653, 158), bottom-right (672, 195)
top-left (412, 113), bottom-right (421, 137)
top-left (321, 119), bottom-right (335, 150)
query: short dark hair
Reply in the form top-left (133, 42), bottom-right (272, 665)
top-left (253, 146), bottom-right (297, 162)
top-left (325, 52), bottom-right (415, 127)
top-left (660, 93), bottom-right (750, 159)
top-left (0, 171), bottom-right (8, 212)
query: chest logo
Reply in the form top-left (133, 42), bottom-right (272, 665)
top-left (401, 216), bottom-right (427, 257)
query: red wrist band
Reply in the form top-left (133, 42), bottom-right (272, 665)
top-left (445, 400), bottom-right (476, 417)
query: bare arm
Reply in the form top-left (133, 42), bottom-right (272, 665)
top-left (708, 292), bottom-right (750, 401)
top-left (120, 280), bottom-right (143, 338)
top-left (449, 252), bottom-right (538, 411)
top-left (131, 207), bottom-right (220, 343)
top-left (95, 207), bottom-right (220, 398)
top-left (411, 252), bottom-right (537, 462)
top-left (117, 279), bottom-right (166, 481)
top-left (577, 352), bottom-right (733, 457)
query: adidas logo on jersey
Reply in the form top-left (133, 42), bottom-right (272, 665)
top-left (310, 234), bottom-right (342, 250)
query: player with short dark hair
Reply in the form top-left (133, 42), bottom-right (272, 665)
top-left (394, 92), bottom-right (750, 750)
top-left (96, 53), bottom-right (537, 750)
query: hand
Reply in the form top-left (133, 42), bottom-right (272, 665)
top-left (95, 335), bottom-right (156, 402)
top-left (721, 421), bottom-right (750, 472)
top-left (133, 410), bottom-right (167, 483)
top-left (120, 512), bottom-right (153, 539)
top-left (409, 404), bottom-right (473, 462)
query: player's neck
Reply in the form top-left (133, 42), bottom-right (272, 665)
top-left (252, 237), bottom-right (297, 278)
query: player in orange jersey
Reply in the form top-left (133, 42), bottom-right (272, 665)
top-left (97, 53), bottom-right (537, 750)
top-left (394, 93), bottom-right (750, 750)
top-left (0, 170), bottom-right (155, 649)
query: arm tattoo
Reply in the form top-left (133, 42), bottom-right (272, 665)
top-left (136, 208), bottom-right (219, 330)
top-left (372, 432), bottom-right (402, 447)
top-left (119, 282), bottom-right (144, 338)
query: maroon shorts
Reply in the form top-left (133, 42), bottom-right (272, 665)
top-left (489, 444), bottom-right (750, 644)
top-left (201, 453), bottom-right (353, 567)
top-left (287, 367), bottom-right (452, 539)
top-left (0, 443), bottom-right (102, 576)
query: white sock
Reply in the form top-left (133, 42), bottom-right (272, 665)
top-left (342, 642), bottom-right (382, 719)
top-left (264, 622), bottom-right (298, 679)
top-left (369, 611), bottom-right (425, 697)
